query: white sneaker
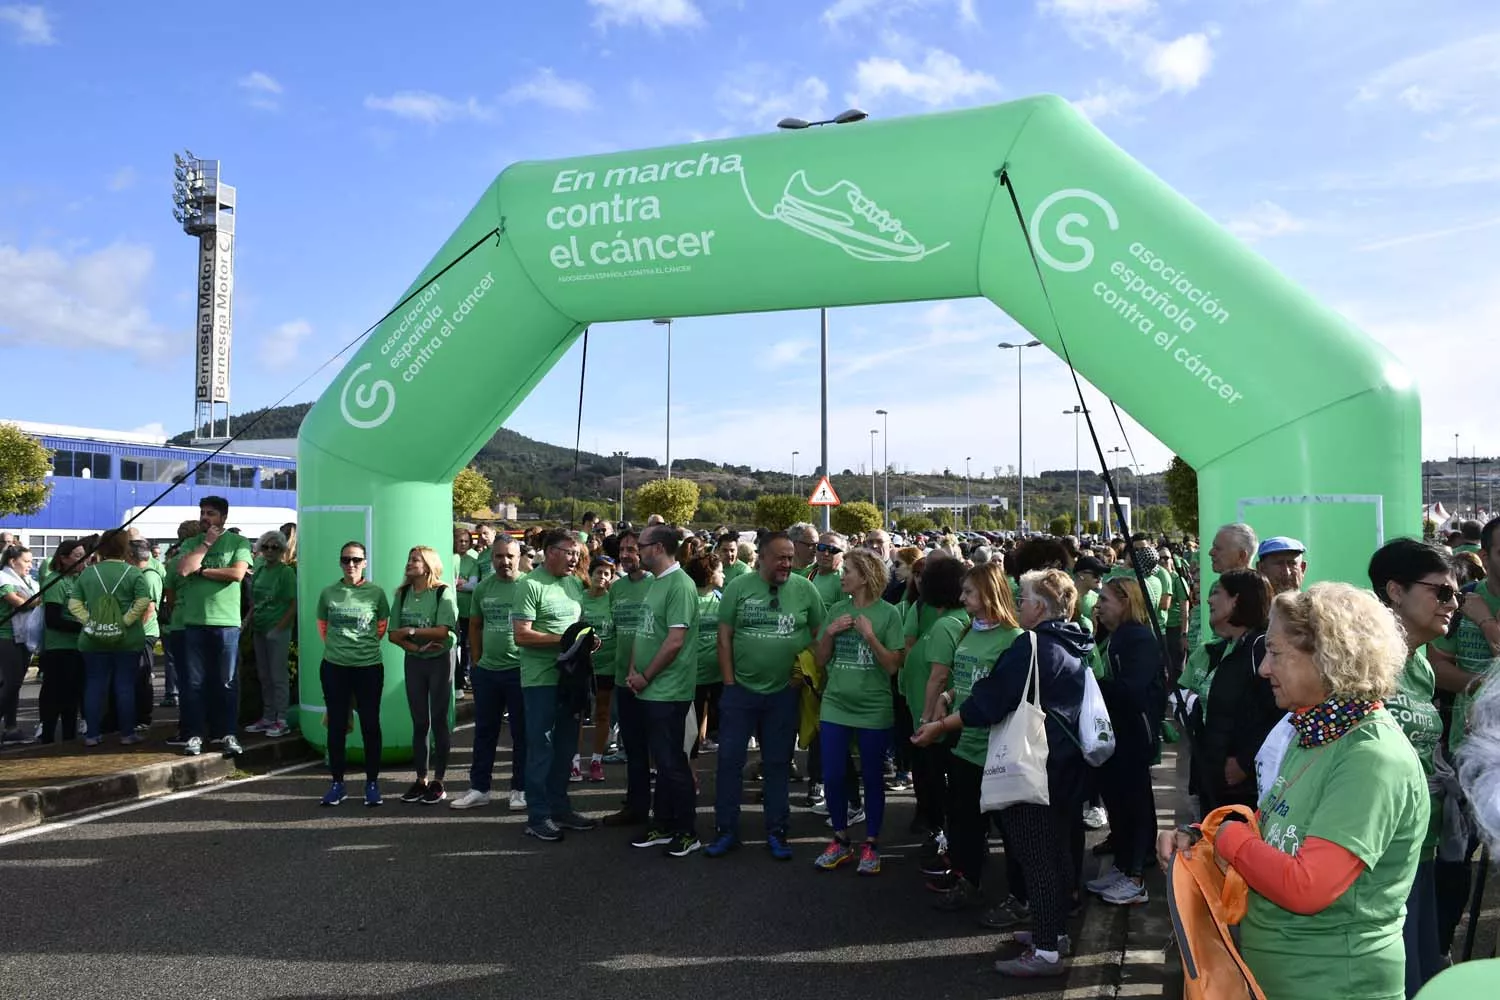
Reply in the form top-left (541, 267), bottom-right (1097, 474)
top-left (1086, 865), bottom-right (1129, 895)
top-left (449, 789), bottom-right (491, 810)
top-left (1100, 876), bottom-right (1149, 906)
top-left (508, 789), bottom-right (526, 810)
top-left (810, 799), bottom-right (830, 816)
top-left (1082, 805), bottom-right (1108, 830)
top-left (262, 721), bottom-right (290, 738)
top-left (824, 807), bottom-right (866, 829)
top-left (184, 736), bottom-right (203, 756)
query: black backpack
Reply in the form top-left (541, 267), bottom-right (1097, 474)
top-left (555, 620), bottom-right (596, 716)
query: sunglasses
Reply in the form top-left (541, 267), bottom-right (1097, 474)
top-left (1412, 580), bottom-right (1459, 604)
top-left (263, 545), bottom-right (283, 551)
top-left (768, 583), bottom-right (781, 611)
top-left (340, 556), bottom-right (365, 565)
top-left (815, 543), bottom-right (843, 554)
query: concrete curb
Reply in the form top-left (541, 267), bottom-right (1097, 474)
top-left (0, 695), bottom-right (478, 836)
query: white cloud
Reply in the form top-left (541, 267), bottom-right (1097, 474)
top-left (503, 68), bottom-right (593, 112)
top-left (1357, 215), bottom-right (1500, 253)
top-left (1225, 201), bottom-right (1306, 242)
top-left (821, 0), bottom-right (979, 27)
top-left (260, 319), bottom-right (313, 369)
top-left (717, 69), bottom-right (829, 125)
top-left (1041, 0), bottom-right (1215, 98)
top-left (0, 4), bottom-right (54, 45)
top-left (1356, 33), bottom-right (1500, 117)
top-left (852, 48), bottom-right (1000, 107)
top-left (364, 91), bottom-right (494, 124)
top-left (238, 70), bottom-right (283, 111)
top-left (1143, 33), bottom-right (1212, 92)
top-left (1072, 82), bottom-right (1145, 121)
top-left (765, 339), bottom-right (813, 367)
top-left (129, 421), bottom-right (167, 439)
top-left (588, 0), bottom-right (703, 30)
top-left (106, 167), bottom-right (136, 192)
top-left (0, 242), bottom-right (172, 355)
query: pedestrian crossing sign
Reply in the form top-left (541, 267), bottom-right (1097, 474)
top-left (808, 476), bottom-right (841, 506)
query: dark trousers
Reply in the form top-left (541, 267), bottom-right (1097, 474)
top-left (181, 625), bottom-right (241, 741)
top-left (1000, 802), bottom-right (1075, 952)
top-left (1435, 833), bottom-right (1480, 956)
top-left (321, 660), bottom-right (383, 782)
top-left (691, 681), bottom-right (722, 755)
top-left (1099, 753), bottom-right (1158, 877)
top-left (83, 650), bottom-right (136, 739)
top-left (469, 666), bottom-right (525, 792)
top-left (911, 741), bottom-right (949, 834)
top-left (37, 648), bottom-right (83, 741)
top-left (454, 616), bottom-right (470, 690)
top-left (644, 698), bottom-right (696, 838)
top-left (136, 642), bottom-right (155, 727)
top-left (890, 680), bottom-right (913, 774)
top-left (946, 755), bottom-right (988, 887)
top-left (715, 683), bottom-right (799, 838)
top-left (615, 684), bottom-right (652, 818)
top-left (807, 730), bottom-right (862, 806)
top-left (1166, 626), bottom-right (1186, 684)
top-left (1404, 859), bottom-right (1441, 997)
top-left (404, 652), bottom-right (454, 780)
top-left (0, 639), bottom-right (28, 728)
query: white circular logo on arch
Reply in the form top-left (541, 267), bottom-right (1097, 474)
top-left (1030, 188), bottom-right (1119, 273)
top-left (339, 363), bottom-right (396, 429)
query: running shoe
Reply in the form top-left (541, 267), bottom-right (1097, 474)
top-left (1100, 877), bottom-right (1149, 906)
top-left (1014, 931), bottom-right (1072, 957)
top-left (400, 781), bottom-right (426, 804)
top-left (120, 734), bottom-right (145, 746)
top-left (885, 772), bottom-right (912, 792)
top-left (166, 734), bottom-right (192, 747)
top-left (767, 834), bottom-right (794, 861)
top-left (449, 789), bottom-right (491, 810)
top-left (184, 736), bottom-right (202, 756)
top-left (994, 949), bottom-right (1066, 978)
top-left (665, 834), bottom-right (702, 858)
top-left (931, 877), bottom-right (981, 911)
top-left (263, 721), bottom-right (291, 738)
top-left (1086, 865), bottom-right (1129, 896)
top-left (857, 843), bottom-right (881, 876)
top-left (524, 820), bottom-right (564, 842)
top-left (364, 780), bottom-right (382, 807)
top-left (420, 780), bottom-right (446, 805)
top-left (554, 812), bottom-right (598, 832)
top-left (569, 761), bottom-right (584, 783)
top-left (1082, 805), bottom-right (1108, 830)
top-left (704, 832), bottom-right (739, 858)
top-left (587, 759), bottom-right (605, 782)
top-left (245, 719), bottom-right (271, 734)
top-left (320, 781), bottom-right (346, 807)
top-left (221, 735), bottom-right (244, 757)
top-left (814, 838), bottom-right (855, 871)
top-left (84, 736), bottom-right (102, 747)
top-left (978, 895), bottom-right (1031, 930)
top-left (508, 789), bottom-right (527, 810)
top-left (631, 828), bottom-right (673, 849)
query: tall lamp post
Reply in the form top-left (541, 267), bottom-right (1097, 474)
top-left (875, 408), bottom-right (889, 529)
top-left (1063, 405), bottom-right (1084, 539)
top-left (652, 318), bottom-right (673, 478)
top-left (1454, 433), bottom-right (1461, 512)
top-left (1106, 445), bottom-right (1132, 534)
top-left (612, 451), bottom-right (629, 524)
top-left (778, 108), bottom-right (869, 530)
top-left (792, 450), bottom-right (800, 497)
top-left (869, 430), bottom-right (879, 507)
top-left (965, 456), bottom-right (973, 530)
top-left (998, 340), bottom-right (1042, 533)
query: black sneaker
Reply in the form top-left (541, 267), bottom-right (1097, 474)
top-left (920, 851), bottom-right (953, 878)
top-left (400, 781), bottom-right (426, 804)
top-left (932, 877), bottom-right (981, 911)
top-left (554, 811), bottom-right (597, 832)
top-left (420, 780), bottom-right (445, 805)
top-left (159, 696), bottom-right (178, 708)
top-left (165, 734), bottom-right (192, 747)
top-left (665, 834), bottom-right (702, 858)
top-left (631, 828), bottom-right (673, 849)
top-left (524, 820), bottom-right (564, 842)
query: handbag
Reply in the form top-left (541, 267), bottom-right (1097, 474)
top-left (979, 632), bottom-right (1051, 812)
top-left (1078, 667), bottom-right (1116, 766)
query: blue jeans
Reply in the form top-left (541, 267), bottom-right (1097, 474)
top-left (181, 625), bottom-right (241, 741)
top-left (83, 650), bottom-right (137, 739)
top-left (522, 685), bottom-right (579, 825)
top-left (820, 720), bottom-right (892, 839)
top-left (614, 684), bottom-right (652, 817)
top-left (644, 698), bottom-right (696, 838)
top-left (715, 683), bottom-right (799, 838)
top-left (470, 667), bottom-right (526, 793)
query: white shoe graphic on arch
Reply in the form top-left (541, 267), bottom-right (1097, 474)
top-left (742, 168), bottom-right (951, 264)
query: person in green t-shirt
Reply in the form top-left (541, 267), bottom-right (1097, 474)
top-left (168, 497), bottom-right (253, 757)
top-left (68, 530), bottom-right (153, 746)
top-left (716, 532), bottom-right (749, 584)
top-left (625, 525), bottom-right (702, 856)
top-left (684, 552), bottom-right (723, 756)
top-left (511, 529), bottom-right (593, 841)
top-left (1160, 583), bottom-right (1427, 1000)
top-left (453, 538), bottom-right (527, 811)
top-left (0, 543), bottom-right (41, 742)
top-left (1160, 548), bottom-right (1191, 679)
top-left (899, 554), bottom-right (968, 842)
top-left (37, 539), bottom-right (87, 742)
top-left (314, 540), bottom-right (391, 807)
top-left (604, 528), bottom-right (655, 824)
top-left (812, 548), bottom-right (905, 875)
top-left (389, 546), bottom-right (460, 806)
top-left (808, 531), bottom-right (847, 609)
top-left (452, 525), bottom-right (476, 691)
top-left (1072, 555), bottom-right (1105, 637)
top-left (246, 529), bottom-right (297, 739)
top-left (707, 531), bottom-right (826, 859)
top-left (575, 555), bottom-right (617, 782)
top-left (128, 539), bottom-right (163, 732)
top-left (1429, 518), bottom-right (1500, 753)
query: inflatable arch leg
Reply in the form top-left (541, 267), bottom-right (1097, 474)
top-left (297, 95), bottom-right (1419, 758)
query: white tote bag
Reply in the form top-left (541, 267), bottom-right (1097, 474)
top-left (1078, 668), bottom-right (1116, 766)
top-left (979, 632), bottom-right (1051, 812)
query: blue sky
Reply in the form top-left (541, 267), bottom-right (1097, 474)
top-left (1, 0), bottom-right (1497, 484)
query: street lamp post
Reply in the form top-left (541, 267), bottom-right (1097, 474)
top-left (998, 340), bottom-right (1042, 533)
top-left (1064, 405), bottom-right (1084, 539)
top-left (778, 109), bottom-right (869, 531)
top-left (792, 450), bottom-right (800, 498)
top-left (653, 318), bottom-right (673, 478)
top-left (875, 408), bottom-right (889, 529)
top-left (965, 456), bottom-right (973, 530)
top-left (613, 451), bottom-right (629, 524)
top-left (869, 430), bottom-right (879, 507)
top-left (1106, 446), bottom-right (1131, 534)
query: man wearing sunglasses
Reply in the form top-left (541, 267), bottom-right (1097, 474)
top-left (809, 532), bottom-right (847, 609)
top-left (705, 532), bottom-right (828, 861)
top-left (788, 523), bottom-right (819, 572)
top-left (1256, 537), bottom-right (1308, 596)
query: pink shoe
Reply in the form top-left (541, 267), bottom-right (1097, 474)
top-left (587, 760), bottom-right (605, 782)
top-left (569, 762), bottom-right (584, 783)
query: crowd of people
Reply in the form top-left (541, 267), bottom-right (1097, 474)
top-left (2, 503), bottom-right (1498, 992)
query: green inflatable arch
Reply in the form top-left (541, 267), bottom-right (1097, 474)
top-left (295, 95), bottom-right (1420, 758)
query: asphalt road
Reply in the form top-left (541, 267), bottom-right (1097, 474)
top-left (0, 721), bottom-right (1099, 1000)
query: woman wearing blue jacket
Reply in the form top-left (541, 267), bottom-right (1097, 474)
top-left (914, 568), bottom-right (1093, 980)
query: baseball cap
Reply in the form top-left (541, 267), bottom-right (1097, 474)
top-left (1257, 536), bottom-right (1306, 560)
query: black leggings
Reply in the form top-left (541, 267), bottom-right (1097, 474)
top-left (38, 649), bottom-right (83, 741)
top-left (1099, 753), bottom-right (1158, 877)
top-left (1000, 803), bottom-right (1075, 951)
top-left (322, 660), bottom-right (383, 782)
top-left (911, 740), bottom-right (948, 834)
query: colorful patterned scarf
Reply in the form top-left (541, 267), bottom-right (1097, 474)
top-left (1291, 696), bottom-right (1381, 748)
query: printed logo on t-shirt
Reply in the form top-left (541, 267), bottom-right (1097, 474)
top-left (481, 597), bottom-right (513, 635)
top-left (830, 631), bottom-right (875, 670)
top-left (327, 601), bottom-right (375, 633)
top-left (738, 598), bottom-right (798, 637)
top-left (1263, 818), bottom-right (1303, 856)
top-left (613, 599), bottom-right (649, 637)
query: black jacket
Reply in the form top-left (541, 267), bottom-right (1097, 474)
top-left (1199, 630), bottom-right (1279, 810)
top-left (958, 620), bottom-right (1095, 808)
top-left (1099, 620), bottom-right (1166, 765)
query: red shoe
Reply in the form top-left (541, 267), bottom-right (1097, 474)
top-left (587, 759), bottom-right (605, 782)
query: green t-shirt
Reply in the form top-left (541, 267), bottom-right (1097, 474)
top-left (901, 606), bottom-right (968, 726)
top-left (161, 554), bottom-right (183, 635)
top-left (394, 583), bottom-right (459, 658)
top-left (1414, 960), bottom-right (1500, 999)
top-left (455, 550), bottom-right (477, 617)
top-left (633, 566), bottom-right (700, 703)
top-left (1431, 578), bottom-right (1500, 750)
top-left (1388, 647), bottom-right (1444, 856)
top-left (579, 588), bottom-right (616, 675)
top-left (1243, 710), bottom-right (1427, 1000)
top-left (610, 572), bottom-right (654, 684)
top-left (471, 575), bottom-right (520, 671)
top-left (809, 568), bottom-right (845, 609)
top-left (1152, 565), bottom-right (1173, 627)
top-left (0, 579), bottom-right (30, 641)
top-left (818, 598), bottom-right (904, 729)
top-left (949, 624), bottom-right (1026, 767)
top-left (723, 560), bottom-right (750, 584)
top-left (316, 581), bottom-right (391, 667)
top-left (250, 562), bottom-right (297, 634)
top-left (140, 565), bottom-right (164, 640)
top-left (74, 561), bottom-right (151, 653)
top-left (173, 532), bottom-right (253, 627)
top-left (695, 589), bottom-right (722, 685)
top-left (1076, 587), bottom-right (1100, 635)
top-left (43, 573), bottom-right (81, 651)
top-left (720, 571), bottom-right (827, 695)
top-left (513, 568), bottom-right (584, 688)
top-left (1165, 571), bottom-right (1189, 628)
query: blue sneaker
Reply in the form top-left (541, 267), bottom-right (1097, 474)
top-left (364, 780), bottom-right (383, 808)
top-left (703, 832), bottom-right (738, 858)
top-left (320, 781), bottom-right (345, 807)
top-left (767, 833), bottom-right (794, 861)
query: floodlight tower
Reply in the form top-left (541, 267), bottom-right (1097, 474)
top-left (173, 151), bottom-right (236, 443)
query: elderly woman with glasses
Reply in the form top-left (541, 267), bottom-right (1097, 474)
top-left (246, 530), bottom-right (297, 739)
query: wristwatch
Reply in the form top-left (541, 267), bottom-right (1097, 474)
top-left (407, 627), bottom-right (417, 641)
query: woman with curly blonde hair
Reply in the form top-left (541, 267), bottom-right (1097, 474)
top-left (1159, 582), bottom-right (1427, 1000)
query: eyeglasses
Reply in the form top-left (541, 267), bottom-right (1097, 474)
top-left (1412, 580), bottom-right (1459, 604)
top-left (815, 543), bottom-right (843, 554)
top-left (339, 556), bottom-right (364, 565)
top-left (263, 545), bottom-right (283, 552)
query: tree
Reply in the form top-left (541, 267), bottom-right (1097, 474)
top-left (1163, 456), bottom-right (1200, 537)
top-left (451, 466), bottom-right (494, 518)
top-left (1048, 514), bottom-right (1073, 537)
top-left (0, 423), bottom-right (52, 517)
top-left (931, 508), bottom-right (956, 528)
top-left (832, 501), bottom-right (882, 537)
top-left (896, 514), bottom-right (935, 534)
top-left (1138, 504), bottom-right (1177, 535)
top-left (636, 477), bottom-right (700, 524)
top-left (754, 494), bottom-right (814, 531)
